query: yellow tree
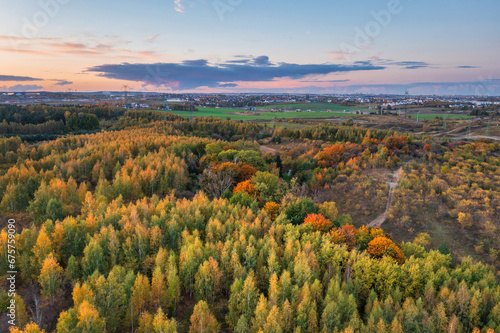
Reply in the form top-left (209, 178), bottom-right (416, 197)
top-left (208, 257), bottom-right (223, 295)
top-left (76, 301), bottom-right (106, 333)
top-left (189, 301), bottom-right (220, 333)
top-left (39, 253), bottom-right (64, 299)
top-left (150, 267), bottom-right (168, 310)
top-left (153, 308), bottom-right (177, 333)
top-left (263, 306), bottom-right (283, 333)
top-left (129, 273), bottom-right (151, 331)
top-left (9, 322), bottom-right (46, 333)
top-left (318, 201), bottom-right (338, 220)
top-left (268, 274), bottom-right (279, 308)
top-left (137, 312), bottom-right (153, 333)
top-left (32, 228), bottom-right (53, 273)
top-left (195, 260), bottom-right (215, 302)
top-left (251, 294), bottom-right (269, 332)
top-left (72, 282), bottom-right (93, 308)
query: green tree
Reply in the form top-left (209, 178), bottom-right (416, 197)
top-left (283, 197), bottom-right (318, 225)
top-left (93, 266), bottom-right (128, 332)
top-left (46, 198), bottom-right (64, 221)
top-left (56, 308), bottom-right (78, 333)
top-left (252, 171), bottom-right (280, 202)
top-left (66, 255), bottom-right (80, 282)
top-left (82, 238), bottom-right (107, 277)
top-left (166, 254), bottom-right (181, 314)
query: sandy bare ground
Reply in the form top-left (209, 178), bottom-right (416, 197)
top-left (367, 167), bottom-right (403, 228)
top-left (260, 145), bottom-right (279, 155)
top-left (452, 135), bottom-right (500, 141)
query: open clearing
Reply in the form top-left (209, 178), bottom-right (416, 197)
top-left (170, 106), bottom-right (363, 120)
top-left (257, 102), bottom-right (369, 112)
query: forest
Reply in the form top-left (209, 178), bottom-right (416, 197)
top-left (0, 105), bottom-right (122, 138)
top-left (0, 109), bottom-right (499, 333)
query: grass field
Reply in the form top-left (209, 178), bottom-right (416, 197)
top-left (169, 106), bottom-right (361, 120)
top-left (406, 113), bottom-right (472, 120)
top-left (257, 102), bottom-right (367, 112)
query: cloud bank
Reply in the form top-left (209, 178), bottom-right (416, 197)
top-left (0, 75), bottom-right (43, 82)
top-left (0, 84), bottom-right (44, 91)
top-left (87, 57), bottom-right (385, 90)
top-left (54, 80), bottom-right (73, 86)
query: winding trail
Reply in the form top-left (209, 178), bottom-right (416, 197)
top-left (367, 167), bottom-right (403, 228)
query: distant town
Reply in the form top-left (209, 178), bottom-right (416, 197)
top-left (1, 91), bottom-right (499, 114)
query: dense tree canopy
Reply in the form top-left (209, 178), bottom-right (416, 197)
top-left (0, 109), bottom-right (499, 333)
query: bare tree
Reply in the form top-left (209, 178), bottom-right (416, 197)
top-left (26, 284), bottom-right (43, 327)
top-left (199, 163), bottom-right (236, 198)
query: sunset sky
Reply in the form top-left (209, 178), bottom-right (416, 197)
top-left (1, 0), bottom-right (499, 95)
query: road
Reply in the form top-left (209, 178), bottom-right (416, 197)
top-left (367, 167), bottom-right (403, 228)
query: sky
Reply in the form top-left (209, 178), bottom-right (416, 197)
top-left (0, 0), bottom-right (499, 95)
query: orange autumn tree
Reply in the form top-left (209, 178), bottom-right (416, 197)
top-left (264, 202), bottom-right (280, 220)
top-left (315, 144), bottom-right (345, 168)
top-left (367, 236), bottom-right (406, 264)
top-left (303, 213), bottom-right (333, 232)
top-left (237, 163), bottom-right (257, 183)
top-left (330, 224), bottom-right (357, 250)
top-left (233, 180), bottom-right (256, 196)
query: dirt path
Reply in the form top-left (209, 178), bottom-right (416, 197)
top-left (260, 145), bottom-right (279, 155)
top-left (367, 167), bottom-right (403, 228)
top-left (452, 135), bottom-right (500, 141)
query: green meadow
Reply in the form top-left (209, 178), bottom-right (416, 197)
top-left (169, 105), bottom-right (364, 121)
top-left (257, 103), bottom-right (368, 112)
